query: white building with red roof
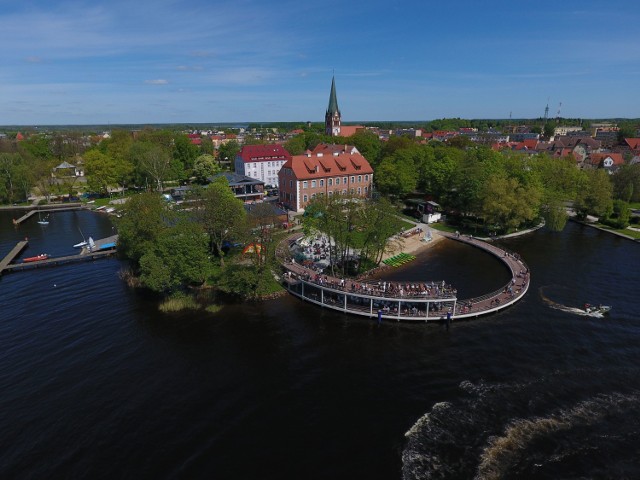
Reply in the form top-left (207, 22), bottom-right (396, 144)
top-left (278, 144), bottom-right (374, 212)
top-left (234, 144), bottom-right (291, 188)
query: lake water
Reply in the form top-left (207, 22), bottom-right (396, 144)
top-left (0, 209), bottom-right (639, 479)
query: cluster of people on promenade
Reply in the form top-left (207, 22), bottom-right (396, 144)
top-left (285, 263), bottom-right (457, 301)
top-left (293, 234), bottom-right (332, 266)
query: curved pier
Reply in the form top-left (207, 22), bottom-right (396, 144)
top-left (279, 230), bottom-right (529, 322)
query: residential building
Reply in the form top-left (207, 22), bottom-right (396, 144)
top-left (585, 152), bottom-right (625, 173)
top-left (234, 144), bottom-right (291, 187)
top-left (278, 144), bottom-right (374, 212)
top-left (554, 126), bottom-right (583, 137)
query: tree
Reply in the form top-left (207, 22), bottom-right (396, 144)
top-left (350, 130), bottom-right (382, 165)
top-left (116, 192), bottom-right (175, 265)
top-left (574, 169), bottom-right (613, 219)
top-left (139, 219), bottom-right (210, 293)
top-left (193, 154), bottom-right (221, 183)
top-left (137, 145), bottom-right (173, 191)
top-left (609, 199), bottom-right (631, 228)
top-left (191, 178), bottom-right (246, 265)
top-left (612, 164), bottom-right (640, 203)
top-left (374, 155), bottom-right (417, 197)
top-left (284, 134), bottom-right (307, 155)
top-left (543, 123), bottom-right (555, 139)
top-left (245, 202), bottom-right (280, 269)
top-left (0, 153), bottom-right (25, 203)
top-left (173, 134), bottom-right (199, 175)
top-left (357, 198), bottom-right (405, 266)
top-left (84, 150), bottom-right (120, 195)
top-left (480, 175), bottom-right (542, 232)
top-left (218, 140), bottom-right (241, 170)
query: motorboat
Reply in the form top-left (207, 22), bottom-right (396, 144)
top-left (24, 254), bottom-right (48, 263)
top-left (584, 304), bottom-right (612, 315)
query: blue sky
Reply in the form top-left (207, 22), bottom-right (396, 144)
top-left (2, 0), bottom-right (640, 125)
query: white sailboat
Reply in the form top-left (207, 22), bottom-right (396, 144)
top-left (37, 211), bottom-right (49, 225)
top-left (73, 227), bottom-right (88, 248)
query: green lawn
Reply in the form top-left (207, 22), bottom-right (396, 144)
top-left (596, 224), bottom-right (640, 239)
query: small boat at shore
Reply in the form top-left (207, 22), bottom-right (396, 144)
top-left (584, 304), bottom-right (612, 315)
top-left (24, 254), bottom-right (48, 263)
top-left (73, 227), bottom-right (90, 248)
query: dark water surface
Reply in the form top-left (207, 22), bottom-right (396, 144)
top-left (1, 210), bottom-right (639, 479)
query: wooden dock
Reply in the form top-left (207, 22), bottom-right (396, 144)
top-left (0, 234), bottom-right (118, 276)
top-left (0, 240), bottom-right (29, 274)
top-left (1, 249), bottom-right (117, 273)
top-left (12, 204), bottom-right (86, 225)
top-left (12, 210), bottom-right (37, 225)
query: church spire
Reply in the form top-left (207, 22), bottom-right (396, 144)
top-left (326, 76), bottom-right (340, 116)
top-left (325, 76), bottom-right (341, 136)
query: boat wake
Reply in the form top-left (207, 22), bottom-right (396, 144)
top-left (402, 373), bottom-right (640, 479)
top-left (539, 286), bottom-right (605, 318)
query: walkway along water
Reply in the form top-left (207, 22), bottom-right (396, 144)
top-left (277, 230), bottom-right (529, 322)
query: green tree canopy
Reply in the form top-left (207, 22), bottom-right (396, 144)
top-left (116, 192), bottom-right (176, 265)
top-left (193, 154), bottom-right (221, 183)
top-left (139, 219), bottom-right (210, 293)
top-left (190, 178), bottom-right (246, 265)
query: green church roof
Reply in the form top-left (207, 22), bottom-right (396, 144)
top-left (326, 76), bottom-right (340, 115)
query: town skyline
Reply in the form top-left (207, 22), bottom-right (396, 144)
top-left (2, 0), bottom-right (640, 126)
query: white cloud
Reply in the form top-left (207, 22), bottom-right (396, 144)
top-left (145, 79), bottom-right (169, 85)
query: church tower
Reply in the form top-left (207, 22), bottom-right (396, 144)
top-left (325, 76), bottom-right (341, 137)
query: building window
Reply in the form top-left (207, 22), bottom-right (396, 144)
top-left (342, 189), bottom-right (347, 194)
top-left (357, 187), bottom-right (361, 194)
top-left (303, 181), bottom-right (308, 189)
top-left (336, 177), bottom-right (340, 185)
top-left (351, 176), bottom-right (355, 183)
top-left (364, 186), bottom-right (368, 193)
top-left (311, 180), bottom-right (316, 188)
top-left (311, 193), bottom-right (316, 199)
top-left (350, 188), bottom-right (355, 194)
top-left (365, 174), bottom-right (369, 182)
top-left (328, 190), bottom-right (333, 196)
top-left (343, 177), bottom-right (348, 185)
top-left (358, 175), bottom-right (362, 183)
top-left (328, 178), bottom-right (333, 186)
top-left (303, 194), bottom-right (308, 202)
top-left (320, 179), bottom-right (324, 187)
top-left (289, 180), bottom-right (293, 188)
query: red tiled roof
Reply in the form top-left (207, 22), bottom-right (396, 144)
top-left (625, 138), bottom-right (640, 150)
top-left (337, 125), bottom-right (364, 137)
top-left (588, 152), bottom-right (625, 167)
top-left (282, 147), bottom-right (373, 181)
top-left (238, 144), bottom-right (291, 163)
top-left (311, 144), bottom-right (359, 155)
